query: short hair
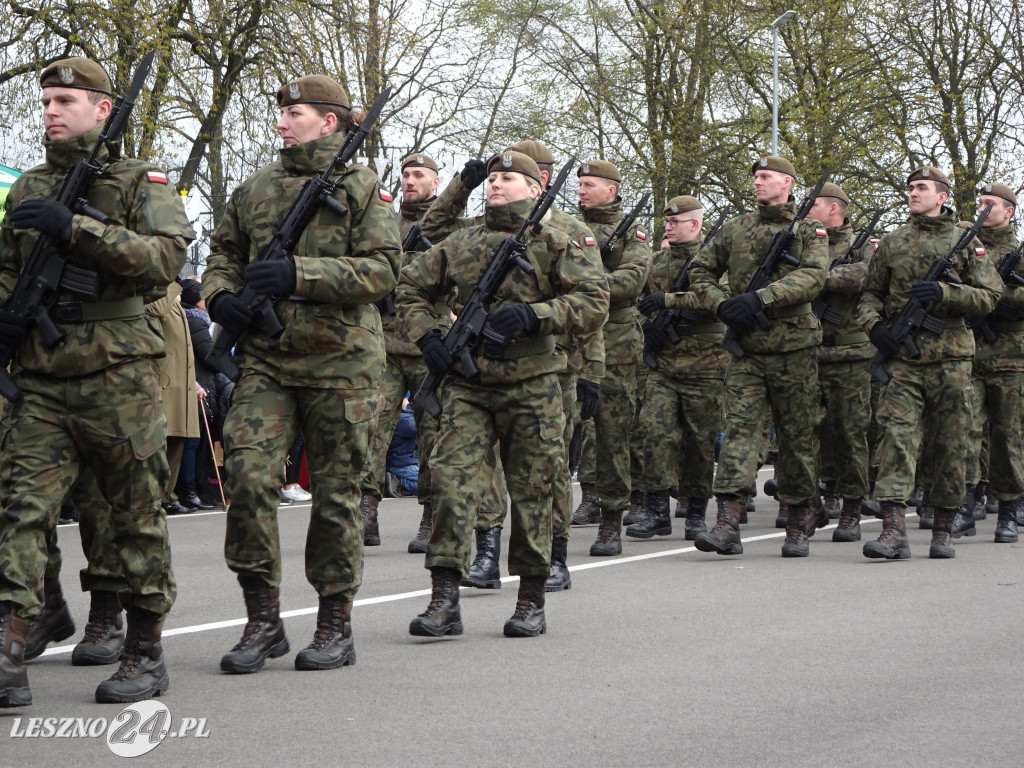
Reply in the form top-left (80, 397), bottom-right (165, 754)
top-left (311, 104), bottom-right (362, 135)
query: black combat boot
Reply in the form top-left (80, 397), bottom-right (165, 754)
top-left (832, 498), bottom-right (862, 542)
top-left (684, 497), bottom-right (709, 540)
top-left (929, 507), bottom-right (957, 559)
top-left (95, 608), bottom-right (169, 703)
top-left (572, 483), bottom-right (602, 525)
top-left (806, 495), bottom-right (829, 538)
top-left (774, 502), bottom-right (789, 529)
top-left (220, 582), bottom-right (289, 674)
top-left (822, 480), bottom-right (840, 519)
top-left (409, 568), bottom-right (463, 637)
top-left (545, 536), bottom-right (572, 592)
top-left (673, 494), bottom-right (686, 519)
top-left (589, 509), bottom-right (623, 556)
top-left (972, 481), bottom-right (988, 520)
top-left (861, 498), bottom-right (882, 518)
top-left (994, 499), bottom-right (1019, 543)
top-left (781, 505), bottom-right (811, 557)
top-left (463, 526), bottom-right (502, 588)
top-left (907, 482), bottom-right (925, 507)
top-left (952, 491), bottom-right (977, 538)
top-left (626, 491), bottom-right (671, 538)
top-left (0, 603), bottom-right (31, 708)
top-left (294, 596), bottom-right (355, 670)
top-left (360, 492), bottom-right (381, 546)
top-left (503, 576), bottom-right (546, 638)
top-left (764, 476), bottom-right (778, 498)
top-left (694, 498), bottom-right (743, 555)
top-left (24, 576), bottom-right (76, 661)
top-left (72, 590), bottom-right (125, 666)
top-left (1017, 498), bottom-right (1024, 527)
top-left (742, 493), bottom-right (753, 523)
top-left (918, 488), bottom-right (934, 529)
top-left (863, 503), bottom-right (911, 560)
top-left (623, 489), bottom-right (646, 525)
top-left (408, 504), bottom-right (433, 554)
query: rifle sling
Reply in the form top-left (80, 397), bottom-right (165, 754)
top-left (52, 296), bottom-right (145, 323)
top-left (991, 320), bottom-right (1024, 332)
top-left (482, 334), bottom-right (556, 360)
top-left (821, 332), bottom-right (869, 347)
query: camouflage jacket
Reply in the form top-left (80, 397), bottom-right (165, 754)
top-left (817, 219), bottom-right (874, 363)
top-left (202, 132), bottom-right (402, 392)
top-left (396, 196), bottom-right (609, 385)
top-left (384, 195), bottom-right (435, 357)
top-left (578, 199), bottom-right (649, 367)
top-left (857, 208), bottom-right (1001, 365)
top-left (0, 128), bottom-right (192, 377)
top-left (647, 239), bottom-right (727, 378)
top-left (689, 200), bottom-right (829, 354)
top-left (974, 224), bottom-right (1024, 373)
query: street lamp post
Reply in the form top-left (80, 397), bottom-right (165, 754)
top-left (772, 10), bottom-right (796, 156)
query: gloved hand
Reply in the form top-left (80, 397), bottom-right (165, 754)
top-left (244, 259), bottom-right (297, 297)
top-left (460, 159), bottom-right (488, 190)
top-left (209, 292), bottom-right (256, 336)
top-left (910, 281), bottom-right (942, 303)
top-left (994, 302), bottom-right (1021, 322)
top-left (8, 199), bottom-right (74, 246)
top-left (642, 319), bottom-right (667, 348)
top-left (487, 304), bottom-right (539, 339)
top-left (0, 305), bottom-right (28, 350)
top-left (869, 322), bottom-right (900, 357)
top-left (416, 329), bottom-right (453, 377)
top-left (577, 378), bottom-right (601, 420)
top-left (717, 293), bottom-right (760, 333)
top-left (638, 293), bottom-right (666, 316)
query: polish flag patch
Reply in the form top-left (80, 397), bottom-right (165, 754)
top-left (146, 171), bottom-right (168, 184)
top-left (584, 236), bottom-right (595, 246)
top-left (975, 247), bottom-right (986, 256)
top-left (636, 230), bottom-right (646, 240)
top-left (378, 188), bottom-right (393, 202)
top-left (815, 228), bottom-right (827, 236)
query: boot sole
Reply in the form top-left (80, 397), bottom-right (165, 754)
top-left (781, 544), bottom-right (809, 557)
top-left (220, 636), bottom-right (290, 674)
top-left (24, 614), bottom-right (77, 661)
top-left (72, 641), bottom-right (125, 666)
top-left (503, 621), bottom-right (546, 638)
top-left (95, 674), bottom-right (170, 704)
top-left (544, 579), bottom-right (571, 592)
top-left (951, 528), bottom-right (976, 539)
top-left (0, 686), bottom-right (33, 707)
top-left (363, 535), bottom-right (381, 547)
top-left (693, 538), bottom-right (743, 555)
top-left (683, 528), bottom-right (707, 541)
top-left (994, 534), bottom-right (1019, 543)
top-left (863, 544), bottom-right (911, 559)
top-left (407, 540), bottom-right (428, 554)
top-left (929, 546), bottom-right (956, 559)
top-left (832, 529), bottom-right (861, 542)
top-left (409, 619), bottom-right (463, 637)
top-left (460, 578), bottom-right (501, 589)
top-left (625, 526), bottom-right (671, 539)
top-left (294, 648), bottom-right (356, 670)
top-left (588, 545), bottom-right (622, 556)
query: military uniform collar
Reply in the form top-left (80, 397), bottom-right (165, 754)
top-left (669, 239), bottom-right (701, 259)
top-left (280, 132), bottom-right (345, 175)
top-left (757, 199), bottom-right (797, 223)
top-left (578, 198), bottom-right (622, 225)
top-left (44, 127), bottom-right (109, 173)
top-left (400, 195), bottom-right (435, 223)
top-left (484, 197), bottom-right (534, 233)
top-left (909, 207), bottom-right (956, 232)
top-left (827, 218), bottom-right (852, 245)
top-left (979, 224), bottom-right (1018, 251)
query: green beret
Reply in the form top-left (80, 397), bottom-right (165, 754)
top-left (401, 153), bottom-right (438, 173)
top-left (751, 155), bottom-right (797, 179)
top-left (39, 57), bottom-right (112, 96)
top-left (906, 166), bottom-right (950, 189)
top-left (277, 75), bottom-right (349, 110)
top-left (817, 182), bottom-right (849, 205)
top-left (577, 160), bottom-right (621, 184)
top-left (486, 151), bottom-right (542, 185)
top-left (507, 140), bottom-right (556, 166)
top-left (663, 195), bottom-right (702, 216)
top-left (978, 182), bottom-right (1016, 207)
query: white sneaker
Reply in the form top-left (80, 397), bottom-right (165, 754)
top-left (281, 485), bottom-right (312, 502)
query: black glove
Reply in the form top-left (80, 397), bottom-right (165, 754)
top-left (244, 259), bottom-right (297, 297)
top-left (717, 293), bottom-right (760, 333)
top-left (0, 306), bottom-right (28, 350)
top-left (460, 159), bottom-right (488, 190)
top-left (869, 322), bottom-right (900, 357)
top-left (209, 292), bottom-right (256, 336)
top-left (577, 379), bottom-right (601, 420)
top-left (8, 199), bottom-right (74, 245)
top-left (642, 319), bottom-right (667, 348)
top-left (994, 302), bottom-right (1021, 322)
top-left (910, 281), bottom-right (942, 303)
top-left (487, 304), bottom-right (539, 339)
top-left (416, 329), bottom-right (453, 377)
top-left (638, 293), bottom-right (666, 316)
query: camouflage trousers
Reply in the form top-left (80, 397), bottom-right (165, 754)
top-left (631, 363), bottom-right (648, 487)
top-left (714, 347), bottom-right (820, 504)
top-left (966, 369), bottom-right (1024, 500)
top-left (0, 362), bottom-right (175, 621)
top-left (223, 371), bottom-right (376, 601)
top-left (578, 419), bottom-right (595, 484)
top-left (426, 375), bottom-right (563, 578)
top-left (552, 371), bottom-right (578, 540)
top-left (817, 360), bottom-right (872, 500)
top-left (589, 364), bottom-right (637, 513)
top-left (872, 359), bottom-right (974, 508)
top-left (640, 373), bottom-right (723, 499)
top-left (470, 446), bottom-right (510, 533)
top-left (358, 352), bottom-right (438, 502)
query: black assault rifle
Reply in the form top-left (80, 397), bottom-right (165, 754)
top-left (377, 223), bottom-right (432, 316)
top-left (207, 86), bottom-right (393, 381)
top-left (641, 205), bottom-right (731, 369)
top-left (811, 207), bottom-right (883, 325)
top-left (967, 242), bottom-right (1024, 342)
top-left (866, 203), bottom-right (992, 384)
top-left (600, 193), bottom-right (650, 261)
top-left (721, 172), bottom-right (829, 358)
top-left (413, 156), bottom-right (576, 419)
top-left (0, 50), bottom-right (156, 401)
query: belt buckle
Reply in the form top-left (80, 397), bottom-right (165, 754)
top-left (55, 302), bottom-right (83, 323)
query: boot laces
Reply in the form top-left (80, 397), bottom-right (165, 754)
top-left (81, 613), bottom-right (118, 644)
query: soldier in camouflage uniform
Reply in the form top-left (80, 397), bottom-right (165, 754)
top-left (202, 75), bottom-right (401, 673)
top-left (0, 58), bottom-right (191, 707)
top-left (636, 195), bottom-right (726, 541)
top-left (357, 152), bottom-right (440, 551)
top-left (857, 166), bottom-right (1000, 559)
top-left (953, 182), bottom-right (1023, 542)
top-left (689, 156), bottom-right (829, 558)
top-left (808, 183), bottom-right (875, 542)
top-left (398, 150), bottom-right (607, 638)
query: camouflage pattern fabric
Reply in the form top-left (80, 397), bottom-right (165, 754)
top-left (471, 447), bottom-right (510, 534)
top-left (552, 371), bottom-right (577, 540)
